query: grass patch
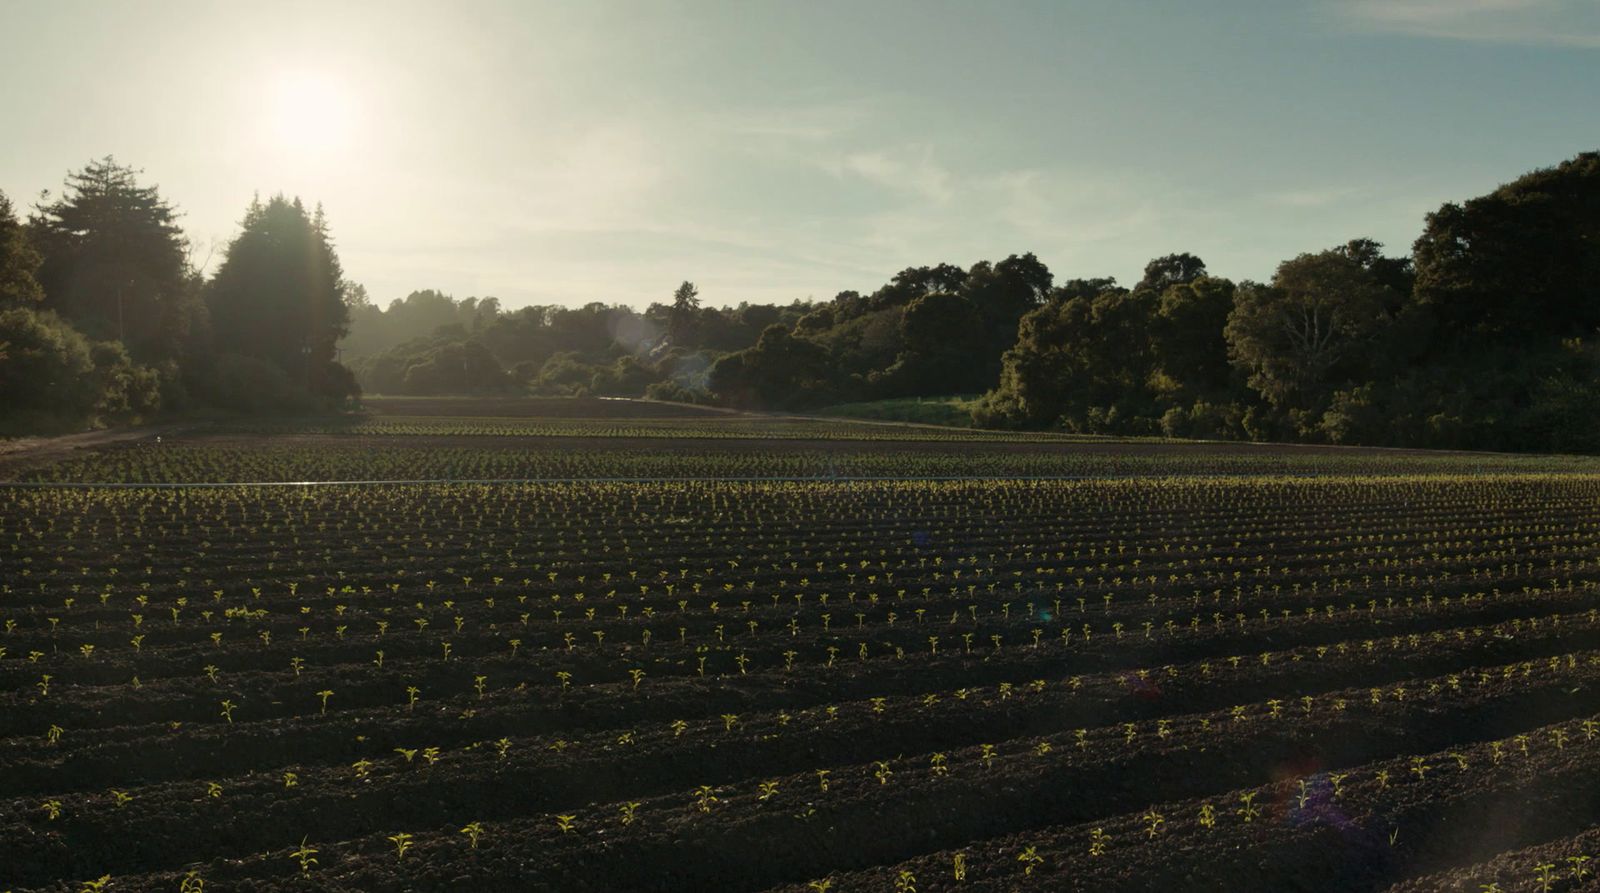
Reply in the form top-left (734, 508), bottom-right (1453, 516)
top-left (815, 395), bottom-right (982, 428)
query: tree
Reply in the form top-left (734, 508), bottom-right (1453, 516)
top-left (1151, 275), bottom-right (1237, 398)
top-left (1334, 239), bottom-right (1413, 301)
top-left (868, 264), bottom-right (969, 311)
top-left (709, 324), bottom-right (834, 408)
top-left (1135, 253), bottom-right (1207, 294)
top-left (30, 157), bottom-right (194, 361)
top-left (877, 291), bottom-right (986, 395)
top-left (1412, 152), bottom-right (1600, 341)
top-left (206, 196), bottom-right (354, 404)
top-left (974, 284), bottom-right (1158, 431)
top-left (961, 253), bottom-right (1053, 378)
top-left (0, 190), bottom-right (44, 307)
top-left (668, 280), bottom-right (700, 346)
top-left (1225, 251), bottom-right (1396, 417)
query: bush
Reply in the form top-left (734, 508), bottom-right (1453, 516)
top-left (0, 307), bottom-right (160, 432)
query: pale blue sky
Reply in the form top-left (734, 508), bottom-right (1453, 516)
top-left (2, 0), bottom-right (1596, 309)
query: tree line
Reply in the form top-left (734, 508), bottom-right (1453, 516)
top-left (4, 151), bottom-right (1596, 452)
top-left (0, 157), bottom-right (354, 432)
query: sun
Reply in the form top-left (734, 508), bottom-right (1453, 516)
top-left (265, 70), bottom-right (358, 157)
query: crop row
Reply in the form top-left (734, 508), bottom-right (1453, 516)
top-left (17, 674), bottom-right (1600, 892)
top-left (14, 438), bottom-right (1598, 483)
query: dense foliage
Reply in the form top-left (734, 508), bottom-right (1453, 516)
top-left (205, 196), bottom-right (356, 409)
top-left (0, 160), bottom-right (360, 431)
top-left (978, 154), bottom-right (1600, 453)
top-left (2, 151), bottom-right (1596, 452)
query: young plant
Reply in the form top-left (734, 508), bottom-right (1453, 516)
top-left (1237, 791), bottom-right (1261, 823)
top-left (694, 784), bottom-right (720, 813)
top-left (388, 832), bottom-right (413, 861)
top-left (289, 837), bottom-right (318, 874)
top-left (460, 821), bottom-right (484, 849)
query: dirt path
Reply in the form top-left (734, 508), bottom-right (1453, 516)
top-left (0, 421), bottom-right (189, 476)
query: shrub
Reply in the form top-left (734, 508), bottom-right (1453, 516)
top-left (0, 307), bottom-right (160, 432)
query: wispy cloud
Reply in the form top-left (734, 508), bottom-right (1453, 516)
top-left (1339, 0), bottom-right (1600, 47)
top-left (834, 146), bottom-right (955, 204)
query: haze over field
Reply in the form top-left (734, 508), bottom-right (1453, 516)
top-left (2, 0), bottom-right (1596, 309)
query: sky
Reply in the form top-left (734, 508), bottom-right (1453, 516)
top-left (1, 0), bottom-right (1596, 310)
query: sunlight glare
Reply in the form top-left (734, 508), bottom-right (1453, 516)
top-left (266, 70), bottom-right (358, 158)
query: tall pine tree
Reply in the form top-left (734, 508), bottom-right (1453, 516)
top-left (207, 195), bottom-right (355, 404)
top-left (30, 157), bottom-right (194, 362)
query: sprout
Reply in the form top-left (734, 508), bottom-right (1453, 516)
top-left (289, 837), bottom-right (318, 874)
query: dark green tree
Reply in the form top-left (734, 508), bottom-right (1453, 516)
top-left (974, 284), bottom-right (1158, 431)
top-left (0, 190), bottom-right (44, 307)
top-left (668, 280), bottom-right (700, 346)
top-left (206, 195), bottom-right (355, 403)
top-left (1412, 152), bottom-right (1600, 341)
top-left (960, 253), bottom-right (1053, 379)
top-left (1224, 251), bottom-right (1397, 419)
top-left (875, 291), bottom-right (986, 395)
top-left (30, 157), bottom-right (194, 361)
top-left (709, 324), bottom-right (834, 408)
top-left (1134, 253), bottom-right (1207, 294)
top-left (1151, 275), bottom-right (1237, 398)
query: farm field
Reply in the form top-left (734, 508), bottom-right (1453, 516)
top-left (5, 399), bottom-right (1600, 892)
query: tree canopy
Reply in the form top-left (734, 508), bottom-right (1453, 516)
top-left (206, 195), bottom-right (354, 404)
top-left (30, 157), bottom-right (195, 363)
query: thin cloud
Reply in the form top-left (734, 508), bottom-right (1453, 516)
top-left (834, 146), bottom-right (955, 204)
top-left (1339, 0), bottom-right (1600, 47)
